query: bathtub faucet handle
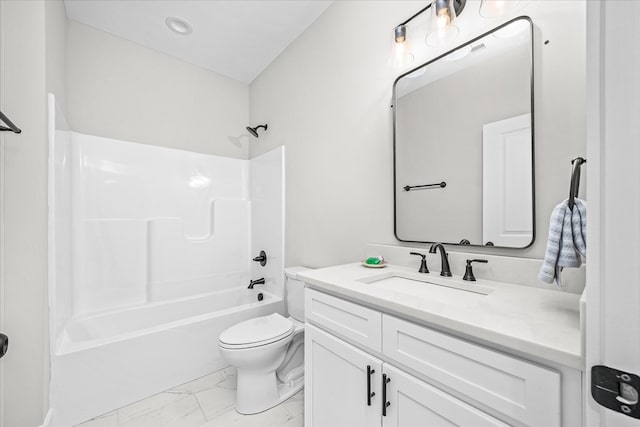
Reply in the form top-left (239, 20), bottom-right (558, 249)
top-left (248, 277), bottom-right (266, 289)
top-left (252, 250), bottom-right (267, 266)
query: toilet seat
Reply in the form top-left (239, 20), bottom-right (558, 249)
top-left (219, 313), bottom-right (294, 349)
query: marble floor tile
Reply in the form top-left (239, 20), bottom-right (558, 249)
top-left (76, 412), bottom-right (118, 427)
top-left (281, 392), bottom-right (304, 420)
top-left (200, 403), bottom-right (294, 427)
top-left (77, 366), bottom-right (304, 427)
top-left (117, 391), bottom-right (189, 424)
top-left (195, 383), bottom-right (237, 420)
top-left (171, 371), bottom-right (226, 394)
top-left (216, 367), bottom-right (237, 389)
top-left (118, 395), bottom-right (206, 427)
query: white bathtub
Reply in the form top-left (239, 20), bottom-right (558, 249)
top-left (51, 287), bottom-right (283, 427)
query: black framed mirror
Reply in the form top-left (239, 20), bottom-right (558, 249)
top-left (393, 16), bottom-right (534, 248)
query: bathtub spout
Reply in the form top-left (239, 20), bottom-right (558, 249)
top-left (248, 278), bottom-right (265, 289)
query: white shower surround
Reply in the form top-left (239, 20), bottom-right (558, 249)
top-left (47, 95), bottom-right (285, 425)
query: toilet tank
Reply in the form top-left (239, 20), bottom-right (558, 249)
top-left (284, 266), bottom-right (310, 322)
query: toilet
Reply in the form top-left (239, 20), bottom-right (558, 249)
top-left (218, 266), bottom-right (308, 414)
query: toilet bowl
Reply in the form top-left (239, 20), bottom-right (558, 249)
top-left (218, 267), bottom-right (309, 414)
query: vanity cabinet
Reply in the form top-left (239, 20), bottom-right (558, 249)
top-left (306, 324), bottom-right (507, 427)
top-left (305, 288), bottom-right (579, 427)
top-left (305, 324), bottom-right (382, 427)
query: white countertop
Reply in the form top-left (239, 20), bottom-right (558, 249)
top-left (298, 262), bottom-right (584, 370)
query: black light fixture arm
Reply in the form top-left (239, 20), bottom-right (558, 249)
top-left (394, 0), bottom-right (466, 29)
top-left (0, 110), bottom-right (21, 134)
top-left (399, 4), bottom-right (432, 27)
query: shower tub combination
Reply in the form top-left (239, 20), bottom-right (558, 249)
top-left (53, 288), bottom-right (281, 426)
top-left (48, 96), bottom-right (285, 426)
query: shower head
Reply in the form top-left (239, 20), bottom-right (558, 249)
top-left (246, 124), bottom-right (268, 138)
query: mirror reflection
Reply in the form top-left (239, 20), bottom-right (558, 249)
top-left (393, 17), bottom-right (534, 248)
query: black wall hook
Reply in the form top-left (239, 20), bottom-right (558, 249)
top-left (569, 157), bottom-right (586, 210)
top-left (0, 110), bottom-right (21, 134)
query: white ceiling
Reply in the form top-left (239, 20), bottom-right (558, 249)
top-left (64, 0), bottom-right (333, 84)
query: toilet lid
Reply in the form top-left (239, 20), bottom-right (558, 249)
top-left (219, 313), bottom-right (294, 348)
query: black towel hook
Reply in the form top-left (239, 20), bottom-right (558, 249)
top-left (569, 157), bottom-right (586, 210)
top-left (0, 110), bottom-right (21, 134)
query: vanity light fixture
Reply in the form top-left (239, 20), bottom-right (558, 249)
top-left (166, 17), bottom-right (193, 35)
top-left (479, 0), bottom-right (519, 18)
top-left (425, 0), bottom-right (466, 47)
top-left (390, 0), bottom-right (466, 67)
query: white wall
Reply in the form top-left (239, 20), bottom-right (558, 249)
top-left (0, 0), bottom-right (66, 425)
top-left (66, 20), bottom-right (250, 159)
top-left (249, 0), bottom-right (586, 266)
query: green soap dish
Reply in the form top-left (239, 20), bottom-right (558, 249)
top-left (362, 256), bottom-right (386, 268)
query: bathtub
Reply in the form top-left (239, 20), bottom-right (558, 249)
top-left (51, 287), bottom-right (282, 427)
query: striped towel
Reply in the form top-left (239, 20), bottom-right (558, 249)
top-left (538, 198), bottom-right (586, 289)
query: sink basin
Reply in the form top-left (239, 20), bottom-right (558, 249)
top-left (358, 271), bottom-right (495, 296)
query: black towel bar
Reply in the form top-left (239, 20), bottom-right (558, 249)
top-left (404, 181), bottom-right (446, 192)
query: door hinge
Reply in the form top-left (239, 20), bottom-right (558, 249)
top-left (592, 365), bottom-right (640, 419)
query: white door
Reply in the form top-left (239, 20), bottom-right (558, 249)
top-left (305, 324), bottom-right (383, 427)
top-left (586, 1), bottom-right (640, 426)
top-left (381, 364), bottom-right (508, 427)
top-left (482, 113), bottom-right (533, 247)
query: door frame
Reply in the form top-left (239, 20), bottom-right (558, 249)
top-left (585, 1), bottom-right (640, 426)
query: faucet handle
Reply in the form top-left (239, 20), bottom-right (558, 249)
top-left (252, 250), bottom-right (267, 266)
top-left (463, 259), bottom-right (488, 281)
top-left (410, 252), bottom-right (429, 274)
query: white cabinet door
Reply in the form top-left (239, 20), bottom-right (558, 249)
top-left (382, 364), bottom-right (508, 427)
top-left (305, 324), bottom-right (383, 427)
top-left (382, 315), bottom-right (561, 427)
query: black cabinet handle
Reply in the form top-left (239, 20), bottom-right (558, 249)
top-left (367, 365), bottom-right (376, 406)
top-left (382, 373), bottom-right (391, 416)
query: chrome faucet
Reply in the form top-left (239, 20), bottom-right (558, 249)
top-left (429, 243), bottom-right (452, 277)
top-left (248, 277), bottom-right (265, 289)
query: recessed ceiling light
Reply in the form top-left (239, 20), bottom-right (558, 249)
top-left (166, 17), bottom-right (193, 35)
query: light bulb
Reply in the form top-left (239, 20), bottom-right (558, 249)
top-left (480, 0), bottom-right (519, 18)
top-left (426, 0), bottom-right (460, 47)
top-left (436, 9), bottom-right (451, 29)
top-left (389, 25), bottom-right (414, 68)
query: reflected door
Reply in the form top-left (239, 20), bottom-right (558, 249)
top-left (482, 113), bottom-right (533, 247)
